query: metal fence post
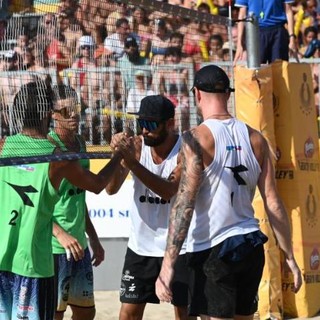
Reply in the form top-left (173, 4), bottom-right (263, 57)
top-left (246, 12), bottom-right (261, 69)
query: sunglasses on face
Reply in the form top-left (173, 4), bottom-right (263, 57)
top-left (137, 119), bottom-right (161, 131)
top-left (54, 104), bottom-right (81, 119)
top-left (80, 45), bottom-right (93, 50)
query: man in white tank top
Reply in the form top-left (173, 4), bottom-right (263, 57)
top-left (156, 65), bottom-right (302, 319)
top-left (105, 95), bottom-right (195, 320)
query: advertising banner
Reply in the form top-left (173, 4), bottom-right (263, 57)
top-left (272, 60), bottom-right (320, 317)
top-left (86, 159), bottom-right (132, 238)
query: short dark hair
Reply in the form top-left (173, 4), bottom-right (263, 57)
top-left (116, 18), bottom-right (129, 29)
top-left (13, 81), bottom-right (53, 128)
top-left (209, 34), bottom-right (223, 47)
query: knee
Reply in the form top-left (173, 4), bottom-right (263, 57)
top-left (119, 303), bottom-right (145, 320)
top-left (71, 306), bottom-right (96, 320)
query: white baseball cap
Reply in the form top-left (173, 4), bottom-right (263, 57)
top-left (79, 36), bottom-right (95, 47)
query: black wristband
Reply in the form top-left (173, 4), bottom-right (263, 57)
top-left (289, 34), bottom-right (296, 38)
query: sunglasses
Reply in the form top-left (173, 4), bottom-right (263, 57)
top-left (54, 104), bottom-right (81, 119)
top-left (80, 45), bottom-right (93, 50)
top-left (137, 119), bottom-right (160, 131)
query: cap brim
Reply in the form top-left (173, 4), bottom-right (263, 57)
top-left (191, 86), bottom-right (235, 93)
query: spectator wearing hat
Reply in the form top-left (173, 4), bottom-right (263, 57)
top-left (117, 35), bottom-right (150, 91)
top-left (105, 94), bottom-right (194, 320)
top-left (71, 35), bottom-right (98, 90)
top-left (126, 70), bottom-right (155, 116)
top-left (70, 35), bottom-right (111, 140)
top-left (156, 64), bottom-right (302, 319)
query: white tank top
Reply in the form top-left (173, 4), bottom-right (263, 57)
top-left (186, 118), bottom-right (261, 253)
top-left (128, 136), bottom-right (185, 256)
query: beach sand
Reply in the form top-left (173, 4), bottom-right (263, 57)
top-left (63, 290), bottom-right (320, 320)
top-left (64, 290), bottom-right (174, 320)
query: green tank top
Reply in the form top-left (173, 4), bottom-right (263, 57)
top-left (49, 131), bottom-right (90, 254)
top-left (0, 134), bottom-right (59, 278)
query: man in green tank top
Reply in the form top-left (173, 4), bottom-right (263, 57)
top-left (49, 85), bottom-right (104, 320)
top-left (0, 81), bottom-right (123, 320)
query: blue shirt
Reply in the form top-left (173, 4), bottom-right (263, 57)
top-left (235, 0), bottom-right (294, 28)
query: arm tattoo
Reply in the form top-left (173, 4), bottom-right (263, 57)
top-left (166, 130), bottom-right (203, 259)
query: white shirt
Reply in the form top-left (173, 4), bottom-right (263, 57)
top-left (128, 137), bottom-right (185, 256)
top-left (187, 118), bottom-right (261, 253)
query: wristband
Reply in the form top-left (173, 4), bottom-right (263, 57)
top-left (289, 34), bottom-right (296, 38)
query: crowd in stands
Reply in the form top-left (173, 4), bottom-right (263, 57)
top-left (0, 0), bottom-right (320, 143)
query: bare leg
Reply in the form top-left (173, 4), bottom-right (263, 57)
top-left (70, 305), bottom-right (96, 320)
top-left (119, 302), bottom-right (146, 320)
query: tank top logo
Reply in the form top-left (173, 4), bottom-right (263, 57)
top-left (226, 145), bottom-right (242, 151)
top-left (139, 188), bottom-right (170, 204)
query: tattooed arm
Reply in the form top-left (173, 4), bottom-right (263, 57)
top-left (155, 129), bottom-right (204, 302)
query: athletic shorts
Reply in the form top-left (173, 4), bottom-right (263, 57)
top-left (54, 247), bottom-right (95, 312)
top-left (187, 241), bottom-right (265, 318)
top-left (120, 247), bottom-right (190, 306)
top-left (0, 271), bottom-right (54, 320)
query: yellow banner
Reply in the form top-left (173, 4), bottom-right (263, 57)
top-left (272, 61), bottom-right (320, 317)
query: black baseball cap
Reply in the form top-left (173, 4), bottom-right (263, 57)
top-left (130, 95), bottom-right (175, 121)
top-left (124, 36), bottom-right (138, 48)
top-left (191, 65), bottom-right (235, 93)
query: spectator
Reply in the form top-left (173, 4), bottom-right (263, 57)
top-left (104, 18), bottom-right (132, 62)
top-left (130, 6), bottom-right (152, 59)
top-left (13, 32), bottom-right (32, 56)
top-left (182, 20), bottom-right (210, 65)
top-left (169, 32), bottom-right (194, 63)
top-left (150, 18), bottom-right (170, 63)
top-left (234, 0), bottom-right (297, 64)
top-left (222, 40), bottom-right (237, 61)
top-left (106, 0), bottom-right (131, 35)
top-left (299, 25), bottom-right (318, 57)
top-left (117, 35), bottom-right (150, 91)
top-left (154, 46), bottom-right (189, 106)
top-left (70, 36), bottom-right (101, 105)
top-left (207, 34), bottom-right (224, 61)
top-left (46, 15), bottom-right (72, 73)
top-left (126, 70), bottom-right (155, 114)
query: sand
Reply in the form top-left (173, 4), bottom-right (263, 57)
top-left (64, 290), bottom-right (175, 320)
top-left (63, 290), bottom-right (320, 320)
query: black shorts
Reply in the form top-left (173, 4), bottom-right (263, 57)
top-left (120, 247), bottom-right (190, 306)
top-left (187, 241), bottom-right (265, 318)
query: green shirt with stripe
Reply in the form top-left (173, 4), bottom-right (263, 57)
top-left (0, 134), bottom-right (59, 278)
